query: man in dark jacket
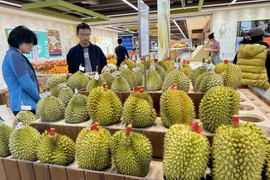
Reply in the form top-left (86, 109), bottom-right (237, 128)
top-left (66, 23), bottom-right (107, 74)
top-left (115, 39), bottom-right (130, 67)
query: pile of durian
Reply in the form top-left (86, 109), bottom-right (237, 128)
top-left (2, 59), bottom-right (270, 179)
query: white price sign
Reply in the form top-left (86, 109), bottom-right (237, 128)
top-left (150, 64), bottom-right (156, 70)
top-left (132, 67), bottom-right (141, 72)
top-left (40, 91), bottom-right (51, 98)
top-left (95, 72), bottom-right (99, 80)
top-left (122, 64), bottom-right (128, 69)
top-left (16, 122), bottom-right (24, 130)
top-left (112, 71), bottom-right (120, 77)
top-left (21, 105), bottom-right (31, 111)
top-left (79, 65), bottom-right (85, 71)
top-left (58, 83), bottom-right (67, 88)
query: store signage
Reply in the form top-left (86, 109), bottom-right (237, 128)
top-left (157, 0), bottom-right (170, 60)
top-left (138, 0), bottom-right (150, 57)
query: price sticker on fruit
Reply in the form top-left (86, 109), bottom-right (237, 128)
top-left (79, 65), bottom-right (85, 71)
top-left (58, 83), bottom-right (67, 88)
top-left (132, 67), bottom-right (141, 72)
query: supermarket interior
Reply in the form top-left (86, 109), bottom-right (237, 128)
top-left (1, 0), bottom-right (270, 180)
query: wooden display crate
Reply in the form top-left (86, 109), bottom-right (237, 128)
top-left (0, 157), bottom-right (162, 180)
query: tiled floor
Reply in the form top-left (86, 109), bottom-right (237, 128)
top-left (0, 105), bottom-right (15, 127)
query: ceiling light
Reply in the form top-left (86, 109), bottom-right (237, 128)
top-left (0, 0), bottom-right (21, 7)
top-left (231, 0), bottom-right (237, 4)
top-left (187, 0), bottom-right (193, 3)
top-left (122, 0), bottom-right (138, 11)
top-left (173, 20), bottom-right (187, 39)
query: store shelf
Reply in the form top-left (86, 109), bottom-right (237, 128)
top-left (0, 157), bottom-right (163, 180)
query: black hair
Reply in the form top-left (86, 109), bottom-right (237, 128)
top-left (8, 25), bottom-right (37, 48)
top-left (208, 33), bottom-right (214, 39)
top-left (76, 23), bottom-right (91, 33)
top-left (117, 39), bottom-right (122, 44)
top-left (240, 34), bottom-right (264, 44)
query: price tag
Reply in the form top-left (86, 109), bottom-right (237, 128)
top-left (95, 72), bottom-right (99, 80)
top-left (21, 105), bottom-right (31, 111)
top-left (112, 71), bottom-right (120, 77)
top-left (122, 64), bottom-right (128, 69)
top-left (74, 88), bottom-right (78, 94)
top-left (174, 63), bottom-right (179, 68)
top-left (15, 122), bottom-right (24, 130)
top-left (150, 64), bottom-right (155, 70)
top-left (79, 65), bottom-right (85, 71)
top-left (132, 67), bottom-right (141, 72)
top-left (202, 63), bottom-right (210, 70)
top-left (58, 83), bottom-right (67, 88)
top-left (88, 74), bottom-right (94, 79)
top-left (40, 91), bottom-right (51, 98)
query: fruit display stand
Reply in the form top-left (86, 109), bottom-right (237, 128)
top-left (0, 157), bottom-right (163, 180)
top-left (3, 87), bottom-right (270, 180)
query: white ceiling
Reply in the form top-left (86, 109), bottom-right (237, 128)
top-left (186, 16), bottom-right (212, 30)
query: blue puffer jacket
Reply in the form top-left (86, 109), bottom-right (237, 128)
top-left (2, 47), bottom-right (40, 111)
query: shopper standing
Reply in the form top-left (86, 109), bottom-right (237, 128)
top-left (233, 27), bottom-right (270, 90)
top-left (66, 23), bottom-right (107, 74)
top-left (207, 33), bottom-right (220, 65)
top-left (115, 39), bottom-right (130, 67)
top-left (2, 25), bottom-right (40, 116)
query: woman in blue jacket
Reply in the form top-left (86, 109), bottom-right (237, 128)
top-left (2, 25), bottom-right (40, 115)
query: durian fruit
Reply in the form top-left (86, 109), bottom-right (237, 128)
top-left (120, 68), bottom-right (137, 90)
top-left (214, 62), bottom-right (227, 74)
top-left (137, 62), bottom-right (144, 73)
top-left (110, 127), bottom-right (152, 177)
top-left (111, 75), bottom-right (130, 93)
top-left (88, 87), bottom-right (122, 125)
top-left (101, 72), bottom-right (114, 89)
top-left (12, 111), bottom-right (37, 129)
top-left (157, 60), bottom-right (174, 71)
top-left (213, 119), bottom-right (268, 180)
top-left (37, 96), bottom-right (65, 122)
top-left (133, 70), bottom-right (143, 86)
top-left (265, 145), bottom-right (270, 179)
top-left (160, 89), bottom-right (195, 128)
top-left (9, 125), bottom-right (40, 161)
top-left (190, 66), bottom-right (208, 87)
top-left (67, 71), bottom-right (89, 90)
top-left (181, 63), bottom-right (192, 78)
top-left (101, 64), bottom-right (117, 73)
top-left (37, 129), bottom-right (75, 166)
top-left (143, 69), bottom-right (162, 91)
top-left (58, 87), bottom-right (74, 107)
top-left (223, 64), bottom-right (242, 89)
top-left (199, 86), bottom-right (240, 132)
top-left (120, 60), bottom-right (136, 69)
top-left (145, 59), bottom-right (154, 69)
top-left (35, 98), bottom-right (45, 118)
top-left (163, 123), bottom-right (210, 180)
top-left (162, 69), bottom-right (190, 92)
top-left (194, 72), bottom-right (224, 93)
top-left (65, 94), bottom-right (89, 124)
top-left (76, 125), bottom-right (111, 170)
top-left (0, 123), bottom-right (12, 157)
top-left (123, 92), bottom-right (156, 127)
top-left (86, 75), bottom-right (106, 91)
top-left (46, 74), bottom-right (67, 97)
top-left (215, 62), bottom-right (242, 89)
top-left (155, 64), bottom-right (166, 81)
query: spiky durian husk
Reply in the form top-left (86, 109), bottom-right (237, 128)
top-left (163, 124), bottom-right (210, 180)
top-left (199, 86), bottom-right (240, 132)
top-left (110, 130), bottom-right (152, 177)
top-left (213, 122), bottom-right (268, 180)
